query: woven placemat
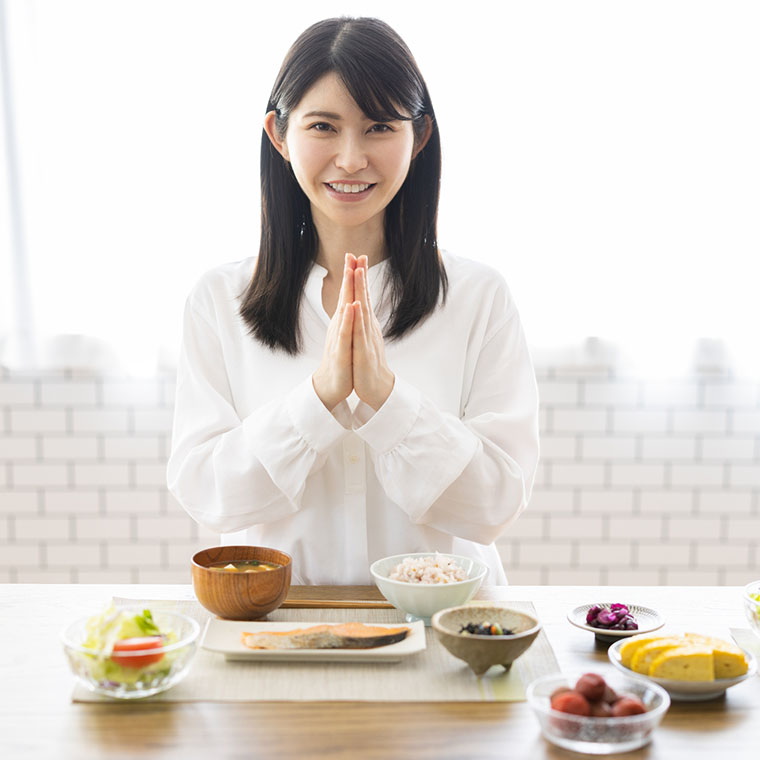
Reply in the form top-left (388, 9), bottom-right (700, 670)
top-left (72, 598), bottom-right (560, 703)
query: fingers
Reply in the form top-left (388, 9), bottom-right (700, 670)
top-left (356, 255), bottom-right (369, 305)
top-left (351, 298), bottom-right (394, 411)
top-left (337, 255), bottom-right (356, 310)
top-left (352, 297), bottom-right (375, 371)
top-left (337, 302), bottom-right (354, 362)
top-left (355, 265), bottom-right (382, 343)
top-left (313, 300), bottom-right (354, 411)
top-left (353, 263), bottom-right (371, 317)
top-left (351, 300), bottom-right (366, 345)
top-left (339, 301), bottom-right (354, 336)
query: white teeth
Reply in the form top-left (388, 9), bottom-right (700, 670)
top-left (328, 183), bottom-right (371, 194)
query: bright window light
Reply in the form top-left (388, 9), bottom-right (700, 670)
top-left (1, 1), bottom-right (758, 376)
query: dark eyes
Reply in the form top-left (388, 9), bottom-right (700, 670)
top-left (308, 122), bottom-right (393, 134)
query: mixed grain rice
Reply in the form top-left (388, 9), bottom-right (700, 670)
top-left (389, 553), bottom-right (467, 584)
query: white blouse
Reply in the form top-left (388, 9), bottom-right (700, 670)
top-left (167, 251), bottom-right (540, 585)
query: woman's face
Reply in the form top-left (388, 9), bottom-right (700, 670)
top-left (266, 72), bottom-right (426, 233)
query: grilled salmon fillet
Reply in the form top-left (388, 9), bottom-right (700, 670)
top-left (241, 622), bottom-right (410, 650)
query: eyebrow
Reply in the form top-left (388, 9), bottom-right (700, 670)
top-left (301, 110), bottom-right (342, 120)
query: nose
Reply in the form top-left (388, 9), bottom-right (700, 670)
top-left (334, 133), bottom-right (369, 174)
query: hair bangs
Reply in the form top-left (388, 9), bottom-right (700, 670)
top-left (331, 45), bottom-right (426, 124)
top-left (337, 64), bottom-right (423, 124)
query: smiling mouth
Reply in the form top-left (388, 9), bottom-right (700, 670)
top-left (325, 182), bottom-right (376, 194)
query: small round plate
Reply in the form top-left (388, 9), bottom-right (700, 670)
top-left (608, 637), bottom-right (757, 701)
top-left (568, 603), bottom-right (664, 643)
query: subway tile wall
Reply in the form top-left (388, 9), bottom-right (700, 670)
top-left (1, 365), bottom-right (759, 585)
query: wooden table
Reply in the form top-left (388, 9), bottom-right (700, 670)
top-left (1, 584), bottom-right (757, 759)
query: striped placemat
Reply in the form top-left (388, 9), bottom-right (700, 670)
top-left (71, 599), bottom-right (560, 703)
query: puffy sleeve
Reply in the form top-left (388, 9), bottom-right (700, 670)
top-left (353, 306), bottom-right (539, 546)
top-left (166, 298), bottom-right (351, 533)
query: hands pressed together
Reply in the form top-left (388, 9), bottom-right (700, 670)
top-left (312, 253), bottom-right (395, 413)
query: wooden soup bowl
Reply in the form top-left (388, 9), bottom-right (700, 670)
top-left (191, 546), bottom-right (292, 620)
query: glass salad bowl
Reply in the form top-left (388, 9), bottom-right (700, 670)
top-left (62, 607), bottom-right (200, 699)
top-left (743, 580), bottom-right (760, 640)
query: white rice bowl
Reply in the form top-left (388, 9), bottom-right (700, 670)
top-left (370, 553), bottom-right (488, 624)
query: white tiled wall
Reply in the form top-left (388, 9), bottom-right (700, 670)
top-left (1, 364), bottom-right (758, 585)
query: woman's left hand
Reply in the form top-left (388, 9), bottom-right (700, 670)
top-left (351, 255), bottom-right (395, 411)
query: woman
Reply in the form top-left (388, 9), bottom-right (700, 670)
top-left (167, 17), bottom-right (539, 585)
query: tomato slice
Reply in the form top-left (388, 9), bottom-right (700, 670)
top-left (111, 636), bottom-right (165, 668)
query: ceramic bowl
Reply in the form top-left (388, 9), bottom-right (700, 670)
top-left (62, 608), bottom-right (200, 699)
top-left (568, 602), bottom-right (665, 643)
top-left (431, 604), bottom-right (541, 676)
top-left (370, 553), bottom-right (487, 625)
top-left (191, 545), bottom-right (292, 620)
top-left (742, 580), bottom-right (760, 639)
top-left (527, 670), bottom-right (670, 754)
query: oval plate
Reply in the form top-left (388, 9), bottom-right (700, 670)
top-left (608, 637), bottom-right (757, 701)
top-left (568, 603), bottom-right (664, 643)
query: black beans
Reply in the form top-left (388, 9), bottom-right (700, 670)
top-left (458, 622), bottom-right (515, 636)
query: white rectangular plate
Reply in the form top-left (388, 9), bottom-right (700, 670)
top-left (201, 619), bottom-right (427, 663)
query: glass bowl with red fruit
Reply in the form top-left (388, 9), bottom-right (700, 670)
top-left (526, 670), bottom-right (670, 754)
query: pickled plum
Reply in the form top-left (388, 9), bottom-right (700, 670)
top-left (575, 673), bottom-right (606, 701)
top-left (551, 691), bottom-right (591, 716)
top-left (611, 697), bottom-right (647, 716)
top-left (550, 673), bottom-right (648, 721)
top-left (550, 686), bottom-right (572, 700)
top-left (588, 700), bottom-right (613, 717)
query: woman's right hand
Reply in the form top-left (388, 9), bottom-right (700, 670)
top-left (312, 254), bottom-right (356, 410)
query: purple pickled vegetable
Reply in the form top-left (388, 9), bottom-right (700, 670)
top-left (596, 610), bottom-right (617, 626)
top-left (586, 605), bottom-right (603, 625)
top-left (585, 603), bottom-right (639, 630)
top-left (621, 616), bottom-right (639, 630)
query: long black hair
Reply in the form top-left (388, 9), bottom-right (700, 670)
top-left (239, 17), bottom-right (446, 354)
